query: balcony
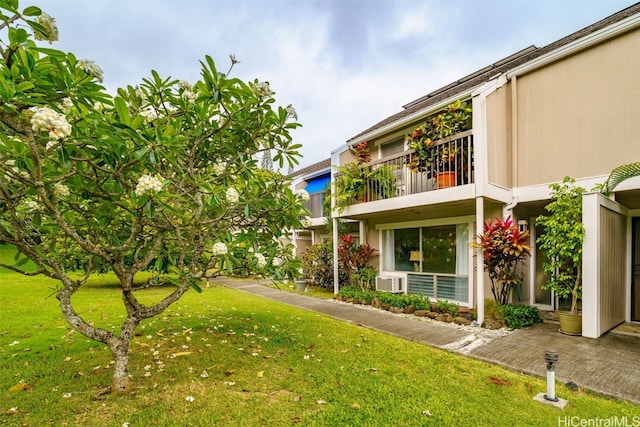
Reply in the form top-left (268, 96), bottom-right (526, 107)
top-left (336, 131), bottom-right (474, 207)
top-left (304, 191), bottom-right (326, 219)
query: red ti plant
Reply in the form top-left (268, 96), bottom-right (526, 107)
top-left (472, 216), bottom-right (531, 305)
top-left (337, 234), bottom-right (377, 287)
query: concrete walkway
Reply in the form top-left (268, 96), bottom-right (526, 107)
top-left (214, 278), bottom-right (640, 406)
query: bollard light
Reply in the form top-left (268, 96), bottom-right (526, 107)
top-left (544, 350), bottom-right (559, 402)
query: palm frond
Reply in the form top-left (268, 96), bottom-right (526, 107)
top-left (601, 162), bottom-right (640, 196)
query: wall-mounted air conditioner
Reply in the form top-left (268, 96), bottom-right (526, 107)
top-left (375, 276), bottom-right (403, 293)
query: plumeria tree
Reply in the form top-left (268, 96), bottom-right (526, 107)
top-left (0, 1), bottom-right (307, 393)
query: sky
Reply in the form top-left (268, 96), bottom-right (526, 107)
top-left (40, 0), bottom-right (637, 170)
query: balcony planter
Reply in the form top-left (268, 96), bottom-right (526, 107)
top-left (436, 171), bottom-right (457, 189)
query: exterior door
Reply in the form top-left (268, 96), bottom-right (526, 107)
top-left (633, 218), bottom-right (640, 321)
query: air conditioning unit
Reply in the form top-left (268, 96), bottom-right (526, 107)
top-left (376, 276), bottom-right (403, 293)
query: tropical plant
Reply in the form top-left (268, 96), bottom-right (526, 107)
top-left (333, 162), bottom-right (396, 210)
top-left (301, 240), bottom-right (334, 290)
top-left (435, 299), bottom-right (458, 317)
top-left (337, 234), bottom-right (377, 288)
top-left (600, 162), bottom-right (640, 196)
top-left (472, 216), bottom-right (531, 305)
top-left (0, 1), bottom-right (305, 393)
top-left (350, 266), bottom-right (377, 290)
top-left (353, 140), bottom-right (371, 165)
top-left (536, 177), bottom-right (585, 316)
top-left (406, 100), bottom-right (472, 176)
top-left (499, 304), bottom-right (542, 329)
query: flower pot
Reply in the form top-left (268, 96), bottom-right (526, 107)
top-left (294, 279), bottom-right (308, 292)
top-left (557, 311), bottom-right (582, 336)
top-left (436, 171), bottom-right (457, 189)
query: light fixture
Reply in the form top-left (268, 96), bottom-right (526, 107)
top-left (544, 350), bottom-right (559, 402)
top-left (518, 219), bottom-right (529, 233)
top-left (409, 251), bottom-right (421, 272)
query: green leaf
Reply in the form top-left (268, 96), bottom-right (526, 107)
top-left (15, 81), bottom-right (34, 92)
top-left (143, 200), bottom-right (155, 218)
top-left (22, 6), bottom-right (41, 16)
top-left (189, 279), bottom-right (203, 293)
top-left (15, 257), bottom-right (29, 267)
top-left (114, 97), bottom-right (131, 126)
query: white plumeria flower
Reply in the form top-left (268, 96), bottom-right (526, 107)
top-left (135, 174), bottom-right (163, 197)
top-left (301, 216), bottom-right (312, 228)
top-left (21, 200), bottom-right (40, 212)
top-left (53, 183), bottom-right (70, 198)
top-left (295, 189), bottom-right (310, 202)
top-left (255, 253), bottom-right (266, 268)
top-left (76, 59), bottom-right (103, 82)
top-left (272, 257), bottom-right (282, 266)
top-left (200, 371), bottom-right (209, 379)
top-left (185, 396), bottom-right (195, 403)
top-left (30, 107), bottom-right (72, 140)
top-left (139, 106), bottom-right (158, 123)
top-left (60, 98), bottom-right (73, 113)
top-left (45, 140), bottom-right (59, 151)
top-left (212, 161), bottom-right (227, 175)
top-left (181, 90), bottom-right (196, 103)
top-left (211, 242), bottom-right (228, 256)
top-left (226, 188), bottom-right (239, 203)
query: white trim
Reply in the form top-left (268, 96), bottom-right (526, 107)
top-left (375, 215), bottom-right (475, 230)
top-left (475, 196), bottom-right (484, 324)
top-left (582, 192), bottom-right (600, 338)
top-left (626, 215), bottom-right (633, 323)
top-left (507, 12), bottom-right (640, 78)
top-left (337, 184), bottom-right (476, 219)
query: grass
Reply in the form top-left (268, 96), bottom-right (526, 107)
top-left (1, 247), bottom-right (638, 426)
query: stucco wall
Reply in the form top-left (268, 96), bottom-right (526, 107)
top-left (515, 29), bottom-right (640, 186)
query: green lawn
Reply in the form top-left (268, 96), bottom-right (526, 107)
top-left (0, 248), bottom-right (637, 426)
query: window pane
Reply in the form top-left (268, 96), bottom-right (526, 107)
top-left (381, 137), bottom-right (405, 158)
top-left (394, 228), bottom-right (419, 271)
top-left (421, 225), bottom-right (456, 274)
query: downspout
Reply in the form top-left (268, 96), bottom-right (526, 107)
top-left (503, 197), bottom-right (518, 220)
top-left (503, 74), bottom-right (519, 221)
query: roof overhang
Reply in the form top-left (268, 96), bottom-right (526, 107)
top-left (506, 11), bottom-right (640, 78)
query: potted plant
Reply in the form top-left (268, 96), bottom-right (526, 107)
top-left (536, 177), bottom-right (585, 335)
top-left (472, 216), bottom-right (531, 305)
top-left (406, 100), bottom-right (472, 187)
top-left (334, 162), bottom-right (396, 209)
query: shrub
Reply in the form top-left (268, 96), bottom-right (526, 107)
top-left (435, 300), bottom-right (458, 317)
top-left (301, 241), bottom-right (334, 290)
top-left (499, 304), bottom-right (542, 329)
top-left (350, 266), bottom-right (377, 290)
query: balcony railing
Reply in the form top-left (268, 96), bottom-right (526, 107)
top-left (304, 191), bottom-right (325, 218)
top-left (339, 131), bottom-right (473, 205)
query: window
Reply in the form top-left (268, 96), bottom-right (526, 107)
top-left (382, 222), bottom-right (470, 302)
top-left (380, 137), bottom-right (405, 158)
top-left (384, 224), bottom-right (468, 274)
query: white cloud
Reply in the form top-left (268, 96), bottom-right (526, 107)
top-left (37, 0), bottom-right (637, 169)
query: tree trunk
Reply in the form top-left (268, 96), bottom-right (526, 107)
top-left (111, 344), bottom-right (131, 393)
